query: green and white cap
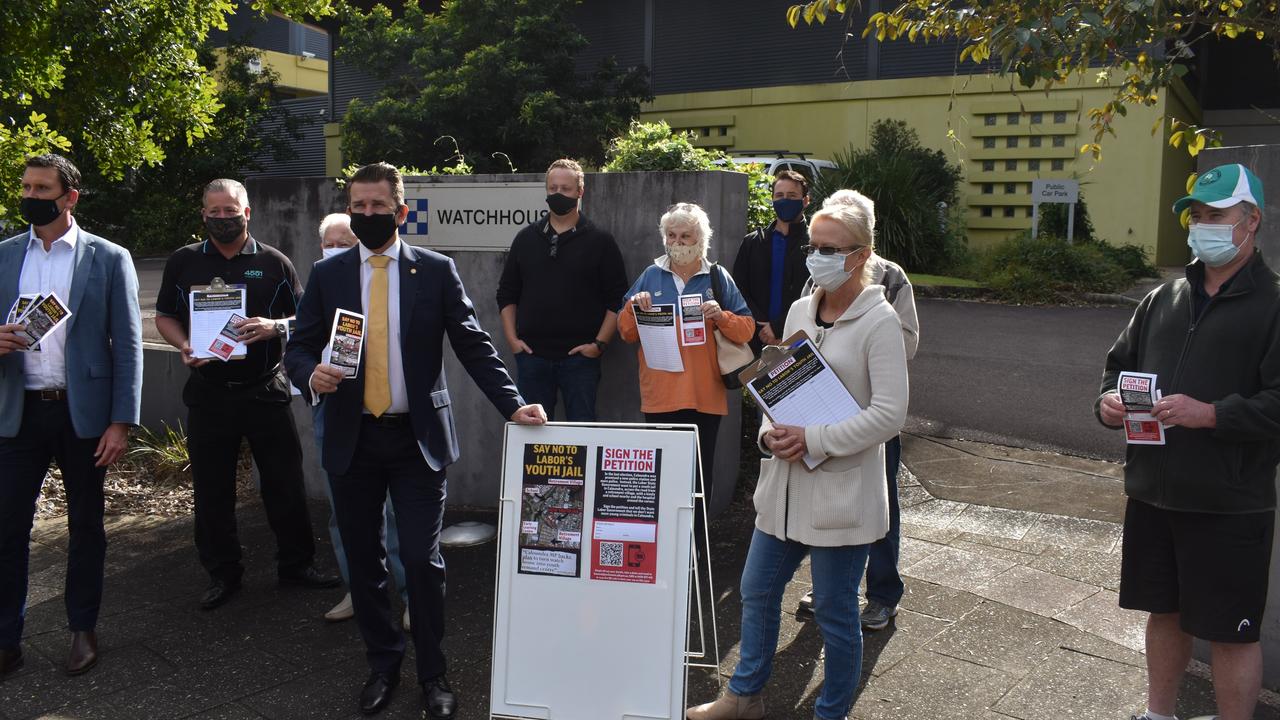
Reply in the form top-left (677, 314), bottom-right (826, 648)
top-left (1173, 163), bottom-right (1264, 213)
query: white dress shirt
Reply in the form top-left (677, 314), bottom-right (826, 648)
top-left (19, 219), bottom-right (78, 390)
top-left (359, 239), bottom-right (409, 414)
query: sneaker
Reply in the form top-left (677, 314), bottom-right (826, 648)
top-left (861, 600), bottom-right (898, 631)
top-left (325, 593), bottom-right (354, 622)
top-left (797, 591), bottom-right (814, 617)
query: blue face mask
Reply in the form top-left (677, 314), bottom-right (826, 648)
top-left (1187, 220), bottom-right (1243, 267)
top-left (773, 198), bottom-right (804, 223)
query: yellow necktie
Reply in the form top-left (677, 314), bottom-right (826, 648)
top-left (364, 254), bottom-right (392, 417)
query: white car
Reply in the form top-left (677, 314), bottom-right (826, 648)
top-left (716, 152), bottom-right (837, 189)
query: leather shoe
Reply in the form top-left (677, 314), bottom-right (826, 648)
top-left (66, 631), bottom-right (98, 676)
top-left (1, 645), bottom-right (22, 677)
top-left (359, 671), bottom-right (399, 715)
top-left (423, 674), bottom-right (457, 719)
top-left (199, 578), bottom-right (242, 610)
top-left (279, 566), bottom-right (342, 589)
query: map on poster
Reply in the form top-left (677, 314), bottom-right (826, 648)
top-left (518, 443), bottom-right (587, 578)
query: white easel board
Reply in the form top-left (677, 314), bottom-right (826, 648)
top-left (491, 422), bottom-right (698, 720)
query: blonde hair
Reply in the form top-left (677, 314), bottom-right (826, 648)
top-left (810, 198), bottom-right (876, 286)
top-left (658, 202), bottom-right (713, 257)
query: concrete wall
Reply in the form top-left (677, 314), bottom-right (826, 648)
top-left (141, 172), bottom-right (749, 512)
top-left (1191, 145), bottom-right (1280, 686)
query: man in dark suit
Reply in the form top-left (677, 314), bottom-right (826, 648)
top-left (285, 162), bottom-right (546, 718)
top-left (0, 153), bottom-right (143, 677)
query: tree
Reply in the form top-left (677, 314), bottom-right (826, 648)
top-left (338, 0), bottom-right (652, 173)
top-left (786, 0), bottom-right (1267, 160)
top-left (73, 44), bottom-right (309, 256)
top-left (1, 0), bottom-right (333, 217)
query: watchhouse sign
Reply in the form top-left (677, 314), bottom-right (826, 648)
top-left (399, 181), bottom-right (549, 251)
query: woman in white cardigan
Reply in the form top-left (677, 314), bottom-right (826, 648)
top-left (686, 196), bottom-right (909, 720)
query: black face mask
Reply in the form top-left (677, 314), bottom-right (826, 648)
top-left (546, 193), bottom-right (578, 216)
top-left (205, 215), bottom-right (247, 244)
top-left (20, 194), bottom-right (66, 228)
top-left (349, 212), bottom-right (399, 250)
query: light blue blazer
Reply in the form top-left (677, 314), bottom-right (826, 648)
top-left (0, 225), bottom-right (143, 438)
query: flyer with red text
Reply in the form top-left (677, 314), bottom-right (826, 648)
top-left (518, 443), bottom-right (587, 578)
top-left (590, 446), bottom-right (661, 584)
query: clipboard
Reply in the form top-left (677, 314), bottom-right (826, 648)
top-left (738, 330), bottom-right (862, 470)
top-left (190, 277), bottom-right (249, 361)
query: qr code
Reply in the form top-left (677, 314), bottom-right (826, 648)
top-left (599, 542), bottom-right (623, 567)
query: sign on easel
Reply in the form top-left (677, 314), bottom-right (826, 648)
top-left (1031, 178), bottom-right (1080, 243)
top-left (491, 423), bottom-right (700, 720)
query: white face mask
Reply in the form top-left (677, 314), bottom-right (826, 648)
top-left (666, 242), bottom-right (702, 266)
top-left (322, 246), bottom-right (349, 260)
top-left (1186, 220), bottom-right (1242, 267)
top-left (806, 251), bottom-right (855, 291)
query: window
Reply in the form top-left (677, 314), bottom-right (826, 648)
top-left (1004, 207), bottom-right (1016, 217)
top-left (1005, 160), bottom-right (1018, 171)
top-left (1026, 207), bottom-right (1035, 217)
top-left (982, 183), bottom-right (994, 194)
top-left (1030, 112), bottom-right (1043, 124)
top-left (1030, 136), bottom-right (1043, 148)
top-left (1007, 113), bottom-right (1020, 125)
top-left (1006, 136), bottom-right (1019, 148)
top-left (983, 138), bottom-right (996, 149)
top-left (1054, 111), bottom-right (1067, 123)
top-left (1051, 159), bottom-right (1065, 171)
top-left (981, 207), bottom-right (993, 217)
top-left (1053, 135), bottom-right (1065, 147)
top-left (984, 115), bottom-right (997, 126)
top-left (1004, 182), bottom-right (1017, 194)
top-left (1028, 159), bottom-right (1041, 171)
top-left (982, 160), bottom-right (995, 172)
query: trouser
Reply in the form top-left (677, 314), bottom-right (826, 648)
top-left (513, 352), bottom-right (602, 422)
top-left (330, 415), bottom-right (449, 684)
top-left (864, 435), bottom-right (904, 607)
top-left (645, 410), bottom-right (722, 519)
top-left (731, 529), bottom-right (870, 720)
top-left (188, 397), bottom-right (315, 583)
top-left (0, 396), bottom-right (107, 648)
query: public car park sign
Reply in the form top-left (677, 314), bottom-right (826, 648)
top-left (399, 181), bottom-right (550, 251)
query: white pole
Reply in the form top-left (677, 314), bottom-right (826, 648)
top-left (1066, 201), bottom-right (1076, 244)
top-left (1031, 202), bottom-right (1040, 240)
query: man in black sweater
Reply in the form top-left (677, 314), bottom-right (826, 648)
top-left (496, 159), bottom-right (628, 421)
top-left (732, 170), bottom-right (812, 352)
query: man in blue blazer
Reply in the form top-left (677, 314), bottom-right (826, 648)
top-left (0, 154), bottom-right (143, 678)
top-left (284, 162), bottom-right (545, 718)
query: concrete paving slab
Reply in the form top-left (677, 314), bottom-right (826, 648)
top-left (1028, 545), bottom-right (1123, 591)
top-left (899, 521), bottom-right (963, 545)
top-left (856, 608), bottom-right (953, 678)
top-left (852, 650), bottom-right (1015, 720)
top-left (899, 498), bottom-right (968, 529)
top-left (898, 484), bottom-right (934, 508)
top-left (2, 644), bottom-right (171, 720)
top-left (1057, 633), bottom-right (1146, 669)
top-left (951, 539), bottom-right (1043, 566)
top-left (903, 546), bottom-right (1018, 595)
top-left (947, 504), bottom-right (1039, 540)
top-left (1023, 513), bottom-right (1123, 553)
top-left (898, 536), bottom-right (947, 567)
top-left (955, 531), bottom-right (1053, 557)
top-left (975, 565), bottom-right (1100, 619)
top-left (1055, 589), bottom-right (1147, 653)
top-left (898, 581), bottom-right (985, 623)
top-left (994, 645), bottom-right (1147, 719)
top-left (183, 703), bottom-right (270, 720)
top-left (925, 600), bottom-right (1074, 676)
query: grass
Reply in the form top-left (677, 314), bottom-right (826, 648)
top-left (910, 273), bottom-right (983, 288)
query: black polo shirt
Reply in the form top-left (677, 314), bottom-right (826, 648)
top-left (155, 236), bottom-right (302, 385)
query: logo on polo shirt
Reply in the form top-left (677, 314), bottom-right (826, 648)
top-left (244, 270), bottom-right (264, 279)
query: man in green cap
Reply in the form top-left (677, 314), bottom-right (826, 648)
top-left (1095, 162), bottom-right (1280, 720)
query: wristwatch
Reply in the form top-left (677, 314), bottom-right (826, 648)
top-left (593, 339), bottom-right (607, 353)
top-left (273, 320), bottom-right (289, 339)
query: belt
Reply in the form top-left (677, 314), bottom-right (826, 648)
top-left (26, 389), bottom-right (68, 402)
top-left (362, 412), bottom-right (410, 427)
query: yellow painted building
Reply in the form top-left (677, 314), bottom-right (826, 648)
top-left (641, 73), bottom-right (1198, 266)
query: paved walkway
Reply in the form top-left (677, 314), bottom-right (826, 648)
top-left (5, 438), bottom-right (1280, 719)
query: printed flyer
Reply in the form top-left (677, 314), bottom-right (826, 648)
top-left (590, 446), bottom-right (661, 584)
top-left (1118, 371), bottom-right (1165, 445)
top-left (518, 443), bottom-right (587, 578)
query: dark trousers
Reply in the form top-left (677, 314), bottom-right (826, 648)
top-left (646, 410), bottom-right (722, 519)
top-left (330, 415), bottom-right (448, 684)
top-left (0, 398), bottom-right (106, 648)
top-left (187, 397), bottom-right (314, 583)
top-left (864, 434), bottom-right (904, 607)
top-left (513, 352), bottom-right (601, 421)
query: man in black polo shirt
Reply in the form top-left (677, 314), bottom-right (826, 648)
top-left (155, 178), bottom-right (338, 610)
top-left (496, 159), bottom-right (628, 421)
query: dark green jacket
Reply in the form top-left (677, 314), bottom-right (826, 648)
top-left (1096, 251), bottom-right (1280, 513)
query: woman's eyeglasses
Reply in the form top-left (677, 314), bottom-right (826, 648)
top-left (802, 244), bottom-right (864, 256)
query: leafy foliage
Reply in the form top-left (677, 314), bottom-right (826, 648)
top-left (975, 234), bottom-right (1129, 303)
top-left (0, 0), bottom-right (334, 218)
top-left (784, 0), bottom-right (1263, 159)
top-left (1037, 194), bottom-right (1159, 280)
top-left (72, 44), bottom-right (308, 256)
top-left (823, 120), bottom-right (963, 272)
top-left (338, 0), bottom-right (652, 174)
top-left (129, 422), bottom-right (191, 486)
top-left (603, 120), bottom-right (774, 230)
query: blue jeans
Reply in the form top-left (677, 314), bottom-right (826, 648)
top-left (513, 352), bottom-right (601, 422)
top-left (864, 435), bottom-right (903, 607)
top-left (731, 529), bottom-right (870, 720)
top-left (313, 406), bottom-right (407, 601)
